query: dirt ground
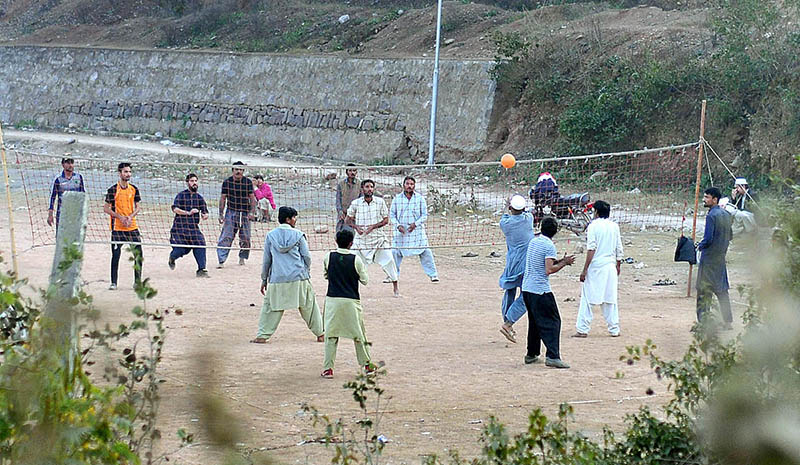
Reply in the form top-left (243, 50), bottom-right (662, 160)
top-left (0, 187), bottom-right (752, 464)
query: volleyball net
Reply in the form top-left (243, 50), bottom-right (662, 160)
top-left (3, 142), bottom-right (699, 252)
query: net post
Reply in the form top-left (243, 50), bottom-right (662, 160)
top-left (688, 99), bottom-right (707, 297)
top-left (0, 122), bottom-right (19, 276)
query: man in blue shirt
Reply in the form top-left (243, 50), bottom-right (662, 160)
top-left (696, 187), bottom-right (733, 328)
top-left (47, 157), bottom-right (85, 228)
top-left (168, 173), bottom-right (210, 278)
top-left (521, 217), bottom-right (575, 368)
top-left (499, 194), bottom-right (534, 343)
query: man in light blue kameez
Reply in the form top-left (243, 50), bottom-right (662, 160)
top-left (389, 176), bottom-right (439, 282)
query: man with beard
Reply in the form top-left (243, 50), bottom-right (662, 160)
top-left (217, 161), bottom-right (257, 267)
top-left (390, 176), bottom-right (439, 282)
top-left (336, 163), bottom-right (361, 232)
top-left (346, 179), bottom-right (400, 297)
top-left (103, 162), bottom-right (142, 290)
top-left (48, 156), bottom-right (86, 229)
top-left (696, 187), bottom-right (733, 329)
top-left (168, 173), bottom-right (211, 278)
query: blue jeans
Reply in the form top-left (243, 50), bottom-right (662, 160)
top-left (502, 287), bottom-right (527, 324)
top-left (217, 210), bottom-right (251, 263)
top-left (170, 246), bottom-right (207, 271)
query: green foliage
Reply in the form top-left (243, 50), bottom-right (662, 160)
top-left (0, 248), bottom-right (190, 464)
top-left (14, 119), bottom-right (37, 129)
top-left (304, 366), bottom-right (388, 464)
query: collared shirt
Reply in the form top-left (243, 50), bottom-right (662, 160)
top-left (586, 218), bottom-right (624, 268)
top-left (336, 177), bottom-right (361, 213)
top-left (171, 189), bottom-right (208, 229)
top-left (522, 235), bottom-right (557, 294)
top-left (347, 196), bottom-right (389, 249)
top-left (390, 191), bottom-right (430, 255)
top-left (105, 182), bottom-right (141, 231)
top-left (49, 170), bottom-right (85, 212)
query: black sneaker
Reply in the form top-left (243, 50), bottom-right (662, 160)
top-left (168, 257), bottom-right (176, 270)
top-left (196, 269), bottom-right (210, 278)
top-left (524, 355), bottom-right (540, 364)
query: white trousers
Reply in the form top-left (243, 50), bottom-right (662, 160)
top-left (356, 247), bottom-right (398, 282)
top-left (576, 291), bottom-right (620, 335)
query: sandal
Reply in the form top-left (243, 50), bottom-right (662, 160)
top-left (250, 337), bottom-right (268, 344)
top-left (500, 325), bottom-right (517, 343)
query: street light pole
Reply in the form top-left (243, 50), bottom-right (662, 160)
top-left (427, 0), bottom-right (443, 166)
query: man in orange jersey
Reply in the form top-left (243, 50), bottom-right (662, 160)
top-left (103, 162), bottom-right (143, 290)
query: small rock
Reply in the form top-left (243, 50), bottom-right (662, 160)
top-left (468, 420), bottom-right (482, 424)
top-left (633, 262), bottom-right (646, 269)
top-left (444, 38), bottom-right (455, 46)
top-left (488, 251), bottom-right (500, 258)
top-left (462, 252), bottom-right (478, 258)
top-left (624, 257), bottom-right (635, 264)
top-left (397, 9), bottom-right (403, 14)
top-left (68, 123), bottom-right (77, 129)
top-left (564, 297), bottom-right (576, 302)
top-left (628, 188), bottom-right (642, 195)
top-left (314, 225), bottom-right (329, 234)
top-left (653, 279), bottom-right (676, 286)
top-left (160, 140), bottom-right (176, 146)
top-left (250, 303), bottom-right (255, 307)
top-left (624, 239), bottom-right (633, 246)
top-left (192, 141), bottom-right (203, 148)
top-left (338, 14), bottom-right (350, 24)
top-left (154, 131), bottom-right (163, 138)
top-left (65, 138), bottom-right (76, 145)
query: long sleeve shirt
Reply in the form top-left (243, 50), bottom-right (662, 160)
top-left (390, 192), bottom-right (430, 255)
top-left (254, 182), bottom-right (277, 209)
top-left (49, 171), bottom-right (85, 212)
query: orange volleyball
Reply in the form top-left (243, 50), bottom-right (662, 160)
top-left (500, 153), bottom-right (516, 169)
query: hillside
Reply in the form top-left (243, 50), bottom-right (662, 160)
top-left (0, 0), bottom-right (797, 178)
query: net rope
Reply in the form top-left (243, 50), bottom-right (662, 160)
top-left (4, 141), bottom-right (699, 252)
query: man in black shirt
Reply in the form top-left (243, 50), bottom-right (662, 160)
top-left (217, 161), bottom-right (257, 267)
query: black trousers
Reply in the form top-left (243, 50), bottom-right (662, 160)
top-left (696, 286), bottom-right (732, 323)
top-left (522, 291), bottom-right (561, 360)
top-left (111, 229), bottom-right (143, 286)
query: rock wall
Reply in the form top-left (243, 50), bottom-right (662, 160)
top-left (0, 45), bottom-right (497, 162)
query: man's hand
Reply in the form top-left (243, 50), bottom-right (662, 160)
top-left (338, 211), bottom-right (345, 220)
top-left (355, 225), bottom-right (366, 235)
top-left (616, 262), bottom-right (621, 275)
top-left (260, 282), bottom-right (267, 295)
top-left (247, 213), bottom-right (255, 221)
top-left (397, 225), bottom-right (407, 234)
top-left (189, 208), bottom-right (199, 215)
top-left (579, 271), bottom-right (586, 282)
top-left (121, 216), bottom-right (133, 228)
top-left (408, 223), bottom-right (416, 233)
top-left (201, 213), bottom-right (209, 221)
top-left (47, 211), bottom-right (54, 227)
top-left (364, 225), bottom-right (374, 235)
top-left (218, 215), bottom-right (225, 225)
top-left (563, 253), bottom-right (576, 266)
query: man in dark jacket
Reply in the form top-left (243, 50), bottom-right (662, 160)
top-left (696, 187), bottom-right (733, 329)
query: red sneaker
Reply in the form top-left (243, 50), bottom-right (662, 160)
top-left (320, 369), bottom-right (334, 379)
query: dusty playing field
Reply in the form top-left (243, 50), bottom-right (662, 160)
top-left (0, 202), bottom-right (752, 464)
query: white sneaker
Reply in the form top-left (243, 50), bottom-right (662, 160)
top-left (430, 276), bottom-right (440, 282)
top-left (108, 283), bottom-right (117, 290)
top-left (239, 257), bottom-right (246, 266)
top-left (216, 262), bottom-right (225, 269)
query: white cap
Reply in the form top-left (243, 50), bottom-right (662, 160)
top-left (735, 177), bottom-right (748, 186)
top-left (510, 194), bottom-right (526, 211)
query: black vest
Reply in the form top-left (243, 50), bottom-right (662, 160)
top-left (326, 252), bottom-right (360, 300)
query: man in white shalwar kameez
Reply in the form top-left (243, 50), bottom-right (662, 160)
top-left (572, 201), bottom-right (624, 338)
top-left (390, 176), bottom-right (439, 282)
top-left (347, 179), bottom-right (400, 297)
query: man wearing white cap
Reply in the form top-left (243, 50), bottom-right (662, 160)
top-left (498, 194), bottom-right (535, 343)
top-left (726, 178), bottom-right (758, 237)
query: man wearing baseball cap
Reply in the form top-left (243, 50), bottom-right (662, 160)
top-left (498, 194), bottom-right (535, 343)
top-left (48, 156), bottom-right (86, 228)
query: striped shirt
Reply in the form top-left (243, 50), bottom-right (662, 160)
top-left (521, 235), bottom-right (557, 294)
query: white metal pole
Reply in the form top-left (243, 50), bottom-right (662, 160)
top-left (427, 0), bottom-right (443, 166)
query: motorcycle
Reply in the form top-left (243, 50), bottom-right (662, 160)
top-left (528, 188), bottom-right (592, 234)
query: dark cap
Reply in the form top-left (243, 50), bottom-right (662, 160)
top-left (61, 157), bottom-right (74, 164)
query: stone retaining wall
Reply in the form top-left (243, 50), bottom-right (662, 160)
top-left (0, 46), bottom-right (497, 162)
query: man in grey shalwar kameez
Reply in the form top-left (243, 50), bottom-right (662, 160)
top-left (696, 187), bottom-right (733, 329)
